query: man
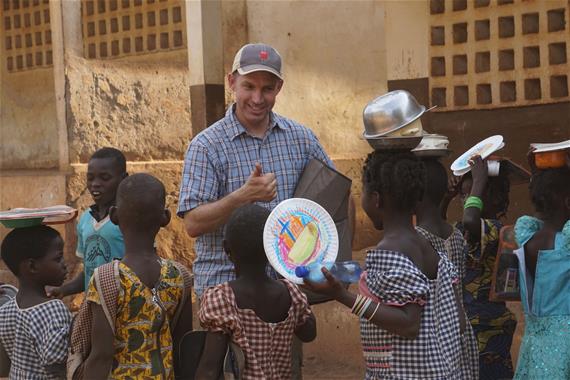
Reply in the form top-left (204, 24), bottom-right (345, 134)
top-left (178, 43), bottom-right (334, 378)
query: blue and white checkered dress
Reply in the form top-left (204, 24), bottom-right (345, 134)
top-left (0, 298), bottom-right (71, 379)
top-left (178, 104), bottom-right (333, 296)
top-left (360, 249), bottom-right (464, 379)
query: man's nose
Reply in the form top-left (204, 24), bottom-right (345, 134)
top-left (252, 90), bottom-right (263, 104)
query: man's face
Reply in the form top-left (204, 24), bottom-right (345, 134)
top-left (229, 71), bottom-right (283, 129)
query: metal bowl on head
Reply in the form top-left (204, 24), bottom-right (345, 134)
top-left (365, 136), bottom-right (423, 151)
top-left (363, 90), bottom-right (431, 138)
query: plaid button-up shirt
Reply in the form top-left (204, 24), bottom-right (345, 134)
top-left (178, 104), bottom-right (333, 296)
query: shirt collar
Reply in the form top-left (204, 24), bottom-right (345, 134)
top-left (225, 103), bottom-right (287, 141)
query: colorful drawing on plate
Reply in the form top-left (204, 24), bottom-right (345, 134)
top-left (264, 198), bottom-right (338, 283)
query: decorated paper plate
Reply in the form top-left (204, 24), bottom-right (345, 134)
top-left (451, 136), bottom-right (504, 174)
top-left (263, 198), bottom-right (338, 284)
top-left (531, 140), bottom-right (570, 153)
top-left (0, 205), bottom-right (77, 228)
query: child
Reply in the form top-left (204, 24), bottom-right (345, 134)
top-left (415, 158), bottom-right (478, 379)
top-left (513, 159), bottom-right (570, 379)
top-left (0, 225), bottom-right (71, 379)
top-left (444, 156), bottom-right (517, 379)
top-left (83, 173), bottom-right (193, 379)
top-left (305, 151), bottom-right (467, 379)
top-left (48, 147), bottom-right (127, 298)
top-left (196, 204), bottom-right (317, 379)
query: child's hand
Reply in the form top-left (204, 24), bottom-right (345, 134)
top-left (469, 155), bottom-right (488, 187)
top-left (45, 286), bottom-right (63, 299)
top-left (445, 175), bottom-right (462, 200)
top-left (302, 268), bottom-right (346, 300)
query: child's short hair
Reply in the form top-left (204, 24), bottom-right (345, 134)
top-left (116, 173), bottom-right (165, 228)
top-left (1, 225), bottom-right (61, 275)
top-left (530, 167), bottom-right (570, 217)
top-left (422, 158), bottom-right (448, 205)
top-left (225, 204), bottom-right (270, 265)
top-left (90, 147), bottom-right (127, 174)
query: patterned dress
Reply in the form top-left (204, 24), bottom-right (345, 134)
top-left (199, 279), bottom-right (313, 380)
top-left (416, 226), bottom-right (479, 379)
top-left (87, 260), bottom-right (184, 379)
top-left (456, 219), bottom-right (517, 380)
top-left (0, 299), bottom-right (71, 380)
top-left (360, 249), bottom-right (464, 380)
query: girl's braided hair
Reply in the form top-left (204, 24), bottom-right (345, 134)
top-left (362, 150), bottom-right (426, 212)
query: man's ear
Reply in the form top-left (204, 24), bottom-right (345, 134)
top-left (275, 79), bottom-right (284, 94)
top-left (161, 209), bottom-right (171, 228)
top-left (564, 196), bottom-right (570, 211)
top-left (228, 72), bottom-right (237, 92)
top-left (109, 205), bottom-right (119, 225)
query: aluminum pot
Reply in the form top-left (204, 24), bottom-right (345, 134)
top-left (363, 90), bottom-right (431, 138)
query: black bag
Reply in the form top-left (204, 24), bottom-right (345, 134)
top-left (293, 159), bottom-right (353, 304)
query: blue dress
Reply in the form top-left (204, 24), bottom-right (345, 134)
top-left (514, 216), bottom-right (570, 379)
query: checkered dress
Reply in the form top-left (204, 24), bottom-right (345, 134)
top-left (199, 280), bottom-right (313, 379)
top-left (415, 227), bottom-right (479, 379)
top-left (0, 298), bottom-right (71, 380)
top-left (360, 249), bottom-right (463, 380)
top-left (177, 104), bottom-right (333, 296)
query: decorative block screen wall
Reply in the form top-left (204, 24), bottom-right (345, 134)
top-left (429, 0), bottom-right (569, 110)
top-left (2, 0), bottom-right (53, 72)
top-left (82, 0), bottom-right (186, 59)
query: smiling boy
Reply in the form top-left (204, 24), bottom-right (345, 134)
top-left (48, 148), bottom-right (128, 298)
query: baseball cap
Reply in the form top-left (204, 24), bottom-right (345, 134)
top-left (231, 43), bottom-right (283, 79)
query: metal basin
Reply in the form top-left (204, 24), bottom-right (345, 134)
top-left (366, 136), bottom-right (423, 150)
top-left (363, 90), bottom-right (428, 138)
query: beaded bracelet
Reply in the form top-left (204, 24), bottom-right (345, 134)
top-left (464, 195), bottom-right (483, 211)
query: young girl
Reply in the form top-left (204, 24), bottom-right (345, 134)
top-left (0, 225), bottom-right (71, 379)
top-left (306, 151), bottom-right (467, 379)
top-left (415, 158), bottom-right (478, 379)
top-left (443, 156), bottom-right (517, 379)
top-left (83, 174), bottom-right (193, 379)
top-left (513, 158), bottom-right (570, 379)
top-left (196, 204), bottom-right (316, 379)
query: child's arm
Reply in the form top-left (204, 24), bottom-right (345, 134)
top-left (84, 304), bottom-right (115, 377)
top-left (462, 156), bottom-right (488, 244)
top-left (47, 270), bottom-right (85, 298)
top-left (304, 269), bottom-right (423, 339)
top-left (294, 312), bottom-right (317, 343)
top-left (195, 332), bottom-right (229, 380)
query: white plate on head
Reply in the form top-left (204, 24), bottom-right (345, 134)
top-left (451, 136), bottom-right (504, 174)
top-left (263, 198), bottom-right (338, 284)
top-left (531, 140), bottom-right (570, 153)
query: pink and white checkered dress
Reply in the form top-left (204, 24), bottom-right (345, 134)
top-left (199, 279), bottom-right (313, 380)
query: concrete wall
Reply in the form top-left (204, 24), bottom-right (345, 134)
top-left (385, 1), bottom-right (429, 81)
top-left (0, 68), bottom-right (59, 170)
top-left (242, 0), bottom-right (384, 158)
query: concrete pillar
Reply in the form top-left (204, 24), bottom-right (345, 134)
top-left (186, 0), bottom-right (226, 135)
top-left (49, 0), bottom-right (83, 171)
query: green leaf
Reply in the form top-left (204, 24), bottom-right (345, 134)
top-left (150, 349), bottom-right (165, 375)
top-left (128, 295), bottom-right (146, 319)
top-left (127, 328), bottom-right (145, 352)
